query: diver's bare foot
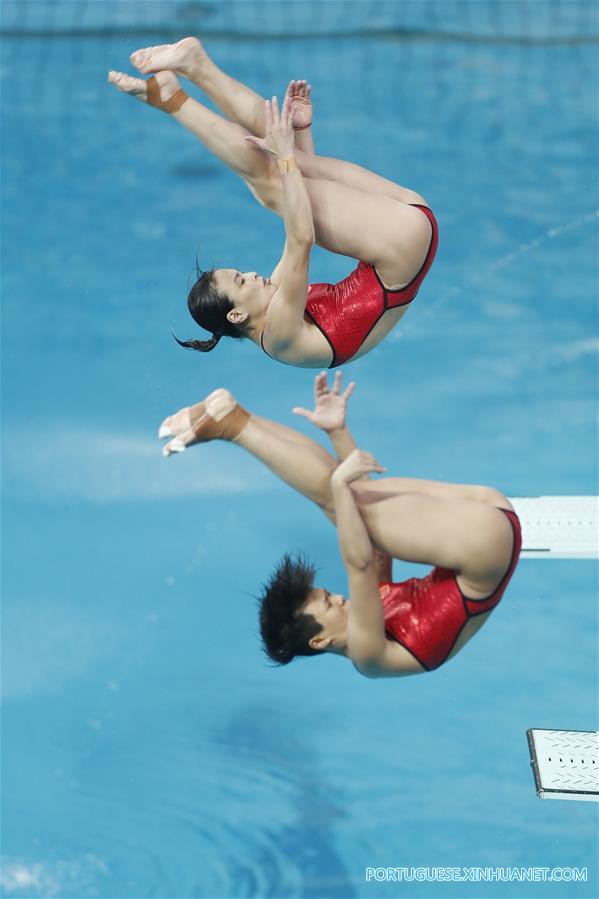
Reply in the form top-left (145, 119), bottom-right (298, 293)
top-left (159, 389), bottom-right (241, 456)
top-left (107, 69), bottom-right (181, 105)
top-left (130, 36), bottom-right (207, 82)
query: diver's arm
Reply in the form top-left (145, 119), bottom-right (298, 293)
top-left (330, 458), bottom-right (389, 666)
top-left (245, 96), bottom-right (313, 255)
top-left (294, 125), bottom-right (314, 155)
top-left (330, 449), bottom-right (386, 568)
top-left (247, 96), bottom-right (315, 344)
top-left (269, 241), bottom-right (287, 285)
top-left (331, 475), bottom-right (374, 572)
top-left (327, 425), bottom-right (358, 463)
top-left (279, 161), bottom-right (315, 249)
top-left (329, 440), bottom-right (393, 579)
top-left (285, 79), bottom-right (314, 155)
top-left (264, 185), bottom-right (313, 345)
top-left (327, 431), bottom-right (393, 580)
top-left (293, 372), bottom-right (359, 462)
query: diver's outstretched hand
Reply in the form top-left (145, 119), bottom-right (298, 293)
top-left (285, 80), bottom-right (313, 131)
top-left (293, 371), bottom-right (356, 433)
top-left (245, 95), bottom-right (295, 159)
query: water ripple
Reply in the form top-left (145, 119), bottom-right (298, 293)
top-left (3, 706), bottom-right (361, 897)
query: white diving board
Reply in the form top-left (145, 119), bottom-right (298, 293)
top-left (527, 729), bottom-right (599, 801)
top-left (508, 496), bottom-right (599, 559)
top-left (517, 501), bottom-right (598, 800)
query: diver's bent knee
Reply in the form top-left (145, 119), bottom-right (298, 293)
top-left (321, 502), bottom-right (337, 525)
top-left (243, 178), bottom-right (268, 208)
top-left (243, 175), bottom-right (282, 213)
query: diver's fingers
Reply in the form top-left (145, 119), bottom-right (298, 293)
top-left (342, 381), bottom-right (356, 402)
top-left (314, 371), bottom-right (329, 397)
top-left (292, 406), bottom-right (313, 421)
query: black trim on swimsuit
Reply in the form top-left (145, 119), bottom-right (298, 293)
top-left (260, 204), bottom-right (437, 369)
top-left (381, 508), bottom-right (519, 674)
top-left (340, 207), bottom-right (436, 370)
top-left (259, 331), bottom-right (283, 366)
top-left (373, 204), bottom-right (436, 309)
top-left (454, 508), bottom-right (519, 610)
top-left (385, 617), bottom-right (475, 673)
top-left (326, 209), bottom-right (437, 368)
top-left (384, 508), bottom-right (519, 673)
top-left (384, 629), bottom-right (431, 671)
top-left (304, 308), bottom-right (338, 368)
top-left (430, 618), bottom-right (475, 671)
top-left (261, 315), bottom-right (339, 369)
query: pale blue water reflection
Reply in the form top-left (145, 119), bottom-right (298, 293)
top-left (2, 2), bottom-right (597, 897)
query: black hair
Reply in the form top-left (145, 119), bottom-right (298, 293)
top-left (174, 266), bottom-right (246, 353)
top-left (258, 553), bottom-right (325, 665)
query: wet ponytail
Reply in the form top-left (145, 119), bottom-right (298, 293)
top-left (173, 332), bottom-right (222, 353)
top-left (173, 266), bottom-right (245, 354)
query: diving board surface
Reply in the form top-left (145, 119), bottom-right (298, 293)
top-left (509, 496), bottom-right (599, 559)
top-left (526, 729), bottom-right (599, 801)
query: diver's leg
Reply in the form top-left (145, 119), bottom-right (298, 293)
top-left (296, 152), bottom-right (425, 204)
top-left (160, 389), bottom-right (338, 517)
top-left (350, 477), bottom-right (511, 510)
top-left (352, 488), bottom-right (514, 597)
top-left (130, 38), bottom-right (314, 153)
top-left (300, 178), bottom-right (432, 285)
top-left (108, 72), bottom-right (429, 283)
top-left (158, 390), bottom-right (514, 588)
top-left (131, 37), bottom-right (269, 139)
top-left (130, 38), bottom-right (314, 157)
top-left (238, 416), bottom-right (338, 515)
top-left (108, 70), bottom-right (275, 183)
top-left (129, 39), bottom-right (421, 202)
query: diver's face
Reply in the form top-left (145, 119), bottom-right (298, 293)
top-left (303, 587), bottom-right (348, 652)
top-left (213, 268), bottom-right (276, 322)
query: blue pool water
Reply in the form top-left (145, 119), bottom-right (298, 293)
top-left (1, 2), bottom-right (598, 897)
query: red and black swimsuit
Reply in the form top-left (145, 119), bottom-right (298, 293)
top-left (261, 204), bottom-right (438, 367)
top-left (379, 509), bottom-right (522, 671)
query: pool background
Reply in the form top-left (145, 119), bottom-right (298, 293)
top-left (1, 1), bottom-right (598, 897)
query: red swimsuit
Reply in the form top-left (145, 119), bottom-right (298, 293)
top-left (379, 509), bottom-right (521, 671)
top-left (261, 204), bottom-right (438, 368)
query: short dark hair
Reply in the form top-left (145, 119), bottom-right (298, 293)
top-left (258, 553), bottom-right (325, 665)
top-left (174, 266), bottom-right (246, 353)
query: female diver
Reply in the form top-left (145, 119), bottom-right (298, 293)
top-left (156, 373), bottom-right (521, 676)
top-left (108, 37), bottom-right (438, 369)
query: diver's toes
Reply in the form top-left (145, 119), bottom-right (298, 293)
top-left (130, 50), bottom-right (148, 71)
top-left (162, 439), bottom-right (185, 457)
top-left (108, 70), bottom-right (147, 98)
top-left (158, 419), bottom-right (173, 439)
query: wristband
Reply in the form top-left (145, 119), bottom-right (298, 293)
top-left (277, 157), bottom-right (298, 174)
